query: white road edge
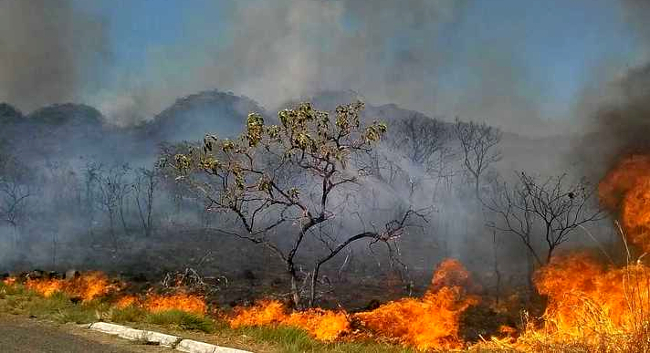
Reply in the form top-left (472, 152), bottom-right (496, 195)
top-left (87, 322), bottom-right (253, 353)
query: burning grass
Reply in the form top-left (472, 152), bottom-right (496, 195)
top-left (25, 271), bottom-right (119, 302)
top-left (6, 258), bottom-right (650, 352)
top-left (229, 300), bottom-right (351, 342)
top-left (355, 259), bottom-right (479, 350)
top-left (143, 292), bottom-right (207, 315)
top-left (475, 154), bottom-right (650, 352)
top-left (228, 259), bottom-right (479, 350)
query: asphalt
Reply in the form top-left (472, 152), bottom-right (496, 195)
top-left (0, 315), bottom-right (174, 353)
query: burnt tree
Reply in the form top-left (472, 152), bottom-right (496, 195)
top-left (453, 119), bottom-right (502, 199)
top-left (486, 172), bottom-right (604, 266)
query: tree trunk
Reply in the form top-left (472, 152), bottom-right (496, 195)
top-left (492, 230), bottom-right (501, 305)
top-left (108, 210), bottom-right (118, 251)
top-left (309, 265), bottom-right (321, 308)
top-left (287, 263), bottom-right (301, 309)
top-left (525, 250), bottom-right (535, 300)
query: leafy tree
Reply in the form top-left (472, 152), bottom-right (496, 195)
top-left (169, 101), bottom-right (423, 307)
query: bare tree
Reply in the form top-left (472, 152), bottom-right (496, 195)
top-left (169, 101), bottom-right (424, 308)
top-left (486, 172), bottom-right (604, 266)
top-left (0, 155), bottom-right (30, 247)
top-left (389, 114), bottom-right (451, 166)
top-left (133, 167), bottom-right (159, 237)
top-left (454, 119), bottom-right (502, 199)
top-left (96, 164), bottom-right (131, 248)
top-left (83, 161), bottom-right (103, 239)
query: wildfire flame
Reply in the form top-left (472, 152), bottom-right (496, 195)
top-left (26, 272), bottom-right (119, 302)
top-left (229, 259), bottom-right (478, 349)
top-left (536, 253), bottom-right (650, 329)
top-left (115, 295), bottom-right (138, 309)
top-left (355, 259), bottom-right (479, 350)
top-left (2, 277), bottom-right (17, 286)
top-left (502, 154), bottom-right (650, 351)
top-left (599, 154), bottom-right (650, 251)
top-left (229, 299), bottom-right (350, 342)
top-left (143, 292), bottom-right (207, 315)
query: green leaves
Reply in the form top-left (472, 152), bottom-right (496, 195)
top-left (174, 154), bottom-right (192, 173)
top-left (171, 101), bottom-right (387, 207)
top-left (365, 122), bottom-right (388, 142)
top-left (246, 113), bottom-right (265, 147)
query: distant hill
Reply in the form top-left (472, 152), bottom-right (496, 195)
top-left (0, 89), bottom-right (580, 178)
top-left (0, 103), bottom-right (24, 124)
top-left (142, 90), bottom-right (266, 143)
top-left (27, 103), bottom-right (104, 127)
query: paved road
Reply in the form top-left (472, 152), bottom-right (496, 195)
top-left (0, 315), bottom-right (174, 353)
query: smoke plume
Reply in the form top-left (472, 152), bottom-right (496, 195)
top-left (0, 0), bottom-right (109, 112)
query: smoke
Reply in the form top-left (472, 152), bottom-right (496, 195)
top-left (96, 0), bottom-right (566, 137)
top-left (571, 1), bottom-right (650, 177)
top-left (207, 0), bottom-right (468, 111)
top-left (97, 0), bottom-right (469, 123)
top-left (622, 0), bottom-right (650, 47)
top-left (0, 0), bottom-right (109, 112)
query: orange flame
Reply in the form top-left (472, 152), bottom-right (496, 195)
top-left (229, 299), bottom-right (286, 328)
top-left (355, 259), bottom-right (478, 350)
top-left (599, 154), bottom-right (650, 251)
top-left (536, 253), bottom-right (650, 329)
top-left (228, 300), bottom-right (350, 342)
top-left (115, 295), bottom-right (138, 309)
top-left (143, 292), bottom-right (207, 315)
top-left (25, 272), bottom-right (118, 302)
top-left (497, 155), bottom-right (650, 351)
top-left (228, 259), bottom-right (477, 349)
top-left (2, 277), bottom-right (17, 286)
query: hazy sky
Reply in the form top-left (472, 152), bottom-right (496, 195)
top-left (1, 0), bottom-right (647, 135)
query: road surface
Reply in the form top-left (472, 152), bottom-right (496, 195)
top-left (0, 315), bottom-right (174, 353)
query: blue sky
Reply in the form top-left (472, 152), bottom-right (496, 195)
top-left (71, 0), bottom-right (646, 134)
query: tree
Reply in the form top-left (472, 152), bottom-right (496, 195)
top-left (169, 101), bottom-right (423, 308)
top-left (485, 172), bottom-right (604, 266)
top-left (453, 119), bottom-right (502, 199)
top-left (133, 167), bottom-right (159, 237)
top-left (388, 114), bottom-right (455, 201)
top-left (83, 161), bottom-right (102, 240)
top-left (0, 154), bottom-right (31, 248)
top-left (390, 114), bottom-right (451, 167)
top-left (96, 164), bottom-right (131, 248)
top-left (453, 119), bottom-right (501, 297)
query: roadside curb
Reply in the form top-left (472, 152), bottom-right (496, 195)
top-left (88, 322), bottom-right (252, 353)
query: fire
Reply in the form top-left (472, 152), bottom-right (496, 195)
top-left (536, 253), bottom-right (650, 329)
top-left (497, 156), bottom-right (650, 350)
top-left (599, 154), bottom-right (650, 251)
top-left (486, 252), bottom-right (650, 351)
top-left (6, 271), bottom-right (208, 316)
top-left (286, 309), bottom-right (351, 342)
top-left (115, 295), bottom-right (138, 309)
top-left (229, 299), bottom-right (286, 328)
top-left (26, 278), bottom-right (64, 297)
top-left (143, 292), bottom-right (207, 315)
top-left (355, 259), bottom-right (479, 350)
top-left (229, 259), bottom-right (477, 349)
top-left (25, 272), bottom-right (118, 302)
top-left (228, 300), bottom-right (350, 342)
top-left (2, 277), bottom-right (17, 286)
